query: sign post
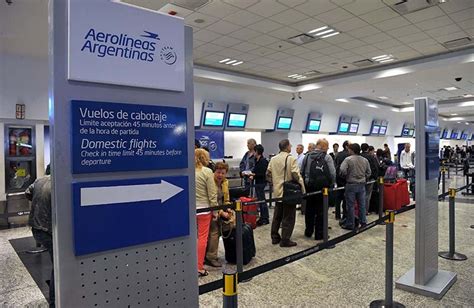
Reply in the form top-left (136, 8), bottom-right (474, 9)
top-left (50, 1), bottom-right (197, 307)
top-left (396, 98), bottom-right (457, 299)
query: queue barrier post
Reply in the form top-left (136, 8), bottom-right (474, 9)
top-left (438, 189), bottom-right (467, 261)
top-left (235, 200), bottom-right (244, 273)
top-left (378, 177), bottom-right (385, 225)
top-left (323, 188), bottom-right (335, 249)
top-left (222, 269), bottom-right (238, 308)
top-left (268, 184), bottom-right (273, 209)
top-left (441, 167), bottom-right (446, 201)
top-left (447, 164), bottom-right (451, 179)
top-left (370, 211), bottom-right (405, 308)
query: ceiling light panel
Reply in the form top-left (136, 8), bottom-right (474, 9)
top-left (444, 86), bottom-right (459, 91)
top-left (335, 98), bottom-right (350, 103)
top-left (218, 58), bottom-right (244, 66)
top-left (372, 54), bottom-right (396, 63)
top-left (287, 74), bottom-right (307, 80)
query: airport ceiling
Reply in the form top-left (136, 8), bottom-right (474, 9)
top-left (0, 0), bottom-right (473, 118)
top-left (122, 0), bottom-right (473, 83)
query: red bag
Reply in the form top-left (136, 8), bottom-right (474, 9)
top-left (240, 197), bottom-right (258, 229)
top-left (384, 183), bottom-right (400, 210)
top-left (397, 179), bottom-right (410, 207)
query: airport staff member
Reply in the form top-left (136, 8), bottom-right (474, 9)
top-left (400, 143), bottom-right (415, 178)
top-left (266, 139), bottom-right (305, 247)
top-left (339, 143), bottom-right (371, 231)
top-left (26, 167), bottom-right (54, 307)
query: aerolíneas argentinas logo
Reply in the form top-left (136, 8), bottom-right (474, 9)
top-left (80, 29), bottom-right (177, 65)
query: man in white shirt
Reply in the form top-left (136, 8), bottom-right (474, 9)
top-left (296, 144), bottom-right (305, 169)
top-left (400, 143), bottom-right (414, 178)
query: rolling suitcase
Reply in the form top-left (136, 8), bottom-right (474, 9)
top-left (383, 182), bottom-right (400, 210)
top-left (240, 196), bottom-right (258, 229)
top-left (223, 223), bottom-right (256, 265)
top-left (397, 179), bottom-right (410, 207)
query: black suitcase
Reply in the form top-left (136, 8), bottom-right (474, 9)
top-left (369, 189), bottom-right (379, 213)
top-left (223, 223), bottom-right (256, 265)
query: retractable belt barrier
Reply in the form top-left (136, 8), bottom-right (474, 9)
top-left (198, 179), bottom-right (471, 296)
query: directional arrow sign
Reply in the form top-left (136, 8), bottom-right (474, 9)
top-left (81, 180), bottom-right (183, 206)
top-left (72, 176), bottom-right (189, 255)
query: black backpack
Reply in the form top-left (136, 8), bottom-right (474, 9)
top-left (304, 152), bottom-right (331, 192)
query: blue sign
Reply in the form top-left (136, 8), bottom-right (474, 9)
top-left (71, 100), bottom-right (188, 174)
top-left (72, 176), bottom-right (189, 255)
top-left (195, 130), bottom-right (224, 159)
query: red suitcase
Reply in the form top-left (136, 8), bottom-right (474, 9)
top-left (397, 179), bottom-right (410, 207)
top-left (239, 197), bottom-right (258, 229)
top-left (383, 183), bottom-right (401, 210)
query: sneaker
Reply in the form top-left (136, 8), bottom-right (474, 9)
top-left (204, 259), bottom-right (222, 267)
top-left (280, 240), bottom-right (297, 247)
top-left (341, 224), bottom-right (354, 231)
top-left (272, 238), bottom-right (281, 245)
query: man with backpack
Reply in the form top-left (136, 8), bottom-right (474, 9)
top-left (334, 141), bottom-right (351, 220)
top-left (301, 139), bottom-right (336, 240)
top-left (361, 143), bottom-right (379, 214)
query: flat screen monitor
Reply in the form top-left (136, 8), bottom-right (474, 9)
top-left (339, 122), bottom-right (349, 133)
top-left (227, 113), bottom-right (247, 128)
top-left (277, 117), bottom-right (292, 130)
top-left (371, 125), bottom-right (380, 135)
top-left (203, 111), bottom-right (225, 127)
top-left (408, 129), bottom-right (415, 137)
top-left (379, 126), bottom-right (387, 135)
top-left (349, 123), bottom-right (359, 133)
top-left (450, 131), bottom-right (458, 139)
top-left (442, 129), bottom-right (448, 139)
top-left (461, 133), bottom-right (468, 140)
top-left (307, 119), bottom-right (321, 132)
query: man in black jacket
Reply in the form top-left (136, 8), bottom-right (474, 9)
top-left (361, 143), bottom-right (379, 214)
top-left (251, 144), bottom-right (269, 225)
top-left (334, 141), bottom-right (350, 220)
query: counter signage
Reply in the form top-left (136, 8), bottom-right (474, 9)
top-left (71, 100), bottom-right (188, 174)
top-left (68, 0), bottom-right (184, 91)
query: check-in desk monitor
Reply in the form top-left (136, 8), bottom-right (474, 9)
top-left (203, 111), bottom-right (225, 127)
top-left (274, 108), bottom-right (295, 131)
top-left (277, 117), bottom-right (292, 130)
top-left (226, 103), bottom-right (249, 130)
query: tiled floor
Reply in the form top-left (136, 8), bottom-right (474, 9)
top-left (1, 175), bottom-right (472, 307)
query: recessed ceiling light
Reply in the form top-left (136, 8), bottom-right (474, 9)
top-left (401, 102), bottom-right (411, 105)
top-left (335, 98), bottom-right (350, 103)
top-left (444, 86), bottom-right (459, 91)
top-left (314, 29), bottom-right (334, 36)
top-left (372, 54), bottom-right (396, 63)
top-left (451, 113), bottom-right (458, 116)
top-left (308, 26), bottom-right (328, 34)
top-left (321, 32), bottom-right (340, 38)
top-left (466, 122), bottom-right (469, 125)
top-left (366, 104), bottom-right (378, 108)
top-left (379, 59), bottom-right (395, 63)
top-left (378, 96), bottom-right (389, 99)
top-left (457, 121), bottom-right (461, 123)
top-left (374, 67), bottom-right (412, 79)
top-left (391, 108), bottom-right (400, 112)
top-left (450, 117), bottom-right (464, 121)
top-left (372, 55), bottom-right (388, 60)
top-left (287, 74), bottom-right (307, 80)
top-left (219, 58), bottom-right (243, 66)
top-left (460, 101), bottom-right (474, 107)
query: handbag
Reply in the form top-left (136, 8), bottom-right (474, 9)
top-left (219, 209), bottom-right (236, 239)
top-left (282, 155), bottom-right (303, 206)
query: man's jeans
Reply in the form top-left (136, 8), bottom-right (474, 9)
top-left (32, 228), bottom-right (55, 307)
top-left (255, 183), bottom-right (269, 223)
top-left (345, 183), bottom-right (367, 228)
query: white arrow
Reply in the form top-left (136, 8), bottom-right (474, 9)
top-left (80, 181), bottom-right (184, 207)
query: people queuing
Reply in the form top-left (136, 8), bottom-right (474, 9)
top-left (194, 139), bottom-right (432, 273)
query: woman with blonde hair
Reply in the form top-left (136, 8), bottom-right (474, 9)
top-left (195, 148), bottom-right (217, 277)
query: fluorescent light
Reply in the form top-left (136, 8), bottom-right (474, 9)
top-left (288, 74), bottom-right (298, 77)
top-left (226, 60), bottom-right (237, 64)
top-left (321, 32), bottom-right (340, 38)
top-left (372, 55), bottom-right (388, 60)
top-left (336, 98), bottom-right (349, 103)
top-left (451, 113), bottom-right (458, 116)
top-left (391, 108), bottom-right (400, 112)
top-left (374, 67), bottom-right (413, 79)
top-left (378, 96), bottom-right (389, 99)
top-left (457, 122), bottom-right (461, 124)
top-left (466, 123), bottom-right (470, 125)
top-left (232, 61), bottom-right (243, 66)
top-left (375, 56), bottom-right (392, 61)
top-left (460, 101), bottom-right (474, 107)
top-left (314, 29), bottom-right (334, 36)
top-left (402, 102), bottom-right (411, 105)
top-left (308, 26), bottom-right (328, 34)
top-left (450, 117), bottom-right (464, 121)
top-left (366, 104), bottom-right (378, 108)
top-left (400, 107), bottom-right (414, 112)
top-left (444, 86), bottom-right (459, 91)
top-left (219, 58), bottom-right (230, 63)
top-left (379, 59), bottom-right (395, 63)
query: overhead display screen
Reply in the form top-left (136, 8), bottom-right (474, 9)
top-left (450, 131), bottom-right (458, 139)
top-left (277, 117), bottom-right (292, 130)
top-left (442, 129), bottom-right (449, 139)
top-left (371, 125), bottom-right (380, 134)
top-left (349, 123), bottom-right (359, 133)
top-left (379, 126), bottom-right (387, 135)
top-left (339, 122), bottom-right (349, 133)
top-left (204, 111), bottom-right (225, 127)
top-left (227, 113), bottom-right (247, 128)
top-left (308, 119), bottom-right (321, 131)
